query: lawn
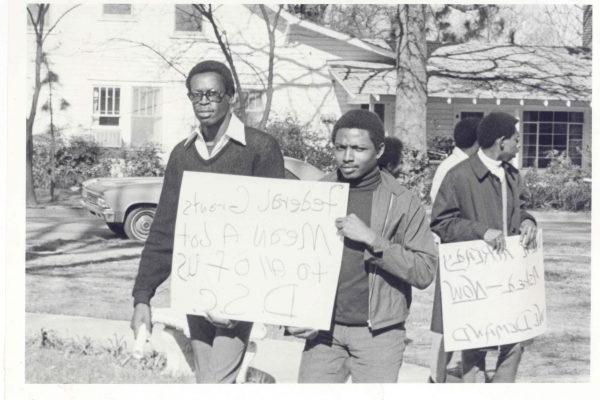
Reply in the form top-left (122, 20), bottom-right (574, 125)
top-left (25, 211), bottom-right (591, 383)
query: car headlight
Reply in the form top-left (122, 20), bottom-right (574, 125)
top-left (97, 196), bottom-right (110, 209)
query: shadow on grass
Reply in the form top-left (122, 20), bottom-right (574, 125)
top-left (26, 254), bottom-right (141, 273)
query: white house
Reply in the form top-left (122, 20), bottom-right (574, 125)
top-left (28, 3), bottom-right (591, 169)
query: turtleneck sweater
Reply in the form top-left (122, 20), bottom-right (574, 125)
top-left (334, 166), bottom-right (381, 325)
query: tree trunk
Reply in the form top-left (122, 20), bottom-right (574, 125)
top-left (48, 78), bottom-right (56, 202)
top-left (393, 4), bottom-right (428, 152)
top-left (258, 5), bottom-right (282, 130)
top-left (26, 29), bottom-right (45, 205)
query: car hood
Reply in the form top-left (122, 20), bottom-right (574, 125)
top-left (83, 177), bottom-right (164, 193)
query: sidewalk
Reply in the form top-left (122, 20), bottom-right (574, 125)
top-left (25, 312), bottom-right (430, 383)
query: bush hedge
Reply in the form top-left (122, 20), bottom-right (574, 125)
top-left (521, 151), bottom-right (591, 211)
top-left (33, 134), bottom-right (165, 190)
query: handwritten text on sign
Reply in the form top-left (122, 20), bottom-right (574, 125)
top-left (170, 172), bottom-right (349, 330)
top-left (439, 232), bottom-right (546, 351)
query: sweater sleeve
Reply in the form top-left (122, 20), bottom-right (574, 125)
top-left (368, 194), bottom-right (437, 290)
top-left (253, 134), bottom-right (285, 178)
top-left (430, 172), bottom-right (489, 243)
top-left (132, 148), bottom-right (181, 306)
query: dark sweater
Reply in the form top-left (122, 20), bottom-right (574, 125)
top-left (334, 167), bottom-right (381, 325)
top-left (132, 126), bottom-right (284, 306)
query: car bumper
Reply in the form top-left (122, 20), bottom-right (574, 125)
top-left (80, 199), bottom-right (125, 223)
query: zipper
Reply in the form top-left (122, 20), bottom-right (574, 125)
top-left (367, 193), bottom-right (395, 329)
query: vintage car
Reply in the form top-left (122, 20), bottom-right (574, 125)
top-left (81, 156), bottom-right (325, 241)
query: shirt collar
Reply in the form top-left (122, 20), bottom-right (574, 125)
top-left (451, 146), bottom-right (468, 160)
top-left (477, 148), bottom-right (505, 180)
top-left (184, 112), bottom-right (246, 148)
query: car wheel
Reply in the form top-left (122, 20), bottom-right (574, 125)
top-left (106, 222), bottom-right (125, 237)
top-left (124, 206), bottom-right (156, 242)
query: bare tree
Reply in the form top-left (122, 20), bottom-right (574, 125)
top-left (26, 3), bottom-right (80, 205)
top-left (192, 4), bottom-right (247, 122)
top-left (257, 5), bottom-right (283, 130)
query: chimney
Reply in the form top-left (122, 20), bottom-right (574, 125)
top-left (583, 5), bottom-right (592, 49)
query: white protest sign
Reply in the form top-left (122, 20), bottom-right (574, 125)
top-left (439, 231), bottom-right (546, 351)
top-left (170, 171), bottom-right (349, 330)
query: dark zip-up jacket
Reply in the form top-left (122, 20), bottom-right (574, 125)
top-left (323, 169), bottom-right (437, 331)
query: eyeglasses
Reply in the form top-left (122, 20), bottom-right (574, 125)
top-left (187, 90), bottom-right (225, 104)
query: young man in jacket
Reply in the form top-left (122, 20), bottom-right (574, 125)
top-left (428, 117), bottom-right (480, 383)
top-left (289, 109), bottom-right (437, 383)
top-left (430, 112), bottom-right (537, 383)
top-left (130, 60), bottom-right (284, 383)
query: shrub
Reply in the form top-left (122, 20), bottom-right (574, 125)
top-left (265, 117), bottom-right (335, 172)
top-left (33, 134), bottom-right (165, 191)
top-left (521, 151), bottom-right (590, 211)
top-left (123, 143), bottom-right (165, 177)
top-left (428, 135), bottom-right (454, 161)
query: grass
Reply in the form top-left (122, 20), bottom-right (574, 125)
top-left (25, 212), bottom-right (590, 383)
top-left (26, 330), bottom-right (193, 384)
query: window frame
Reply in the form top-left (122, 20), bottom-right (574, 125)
top-left (92, 86), bottom-right (122, 127)
top-left (173, 4), bottom-right (204, 34)
top-left (521, 109), bottom-right (584, 168)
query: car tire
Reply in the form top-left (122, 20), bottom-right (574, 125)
top-left (106, 222), bottom-right (126, 237)
top-left (124, 206), bottom-right (156, 242)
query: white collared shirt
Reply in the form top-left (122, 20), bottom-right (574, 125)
top-left (478, 148), bottom-right (508, 236)
top-left (430, 147), bottom-right (469, 203)
top-left (477, 148), bottom-right (505, 181)
top-left (184, 113), bottom-right (246, 160)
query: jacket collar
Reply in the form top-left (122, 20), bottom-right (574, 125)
top-left (468, 152), bottom-right (518, 182)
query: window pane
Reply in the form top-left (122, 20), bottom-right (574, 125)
top-left (523, 134), bottom-right (537, 145)
top-left (103, 4), bottom-right (132, 15)
top-left (539, 123), bottom-right (552, 134)
top-left (460, 112), bottom-right (484, 120)
top-left (569, 112), bottom-right (584, 123)
top-left (554, 112), bottom-right (568, 122)
top-left (115, 88), bottom-right (120, 114)
top-left (538, 158), bottom-right (550, 168)
top-left (554, 123), bottom-right (567, 134)
top-left (360, 104), bottom-right (369, 110)
top-left (553, 134), bottom-right (567, 146)
top-left (374, 103), bottom-right (385, 123)
top-left (538, 145), bottom-right (553, 157)
top-left (523, 123), bottom-right (537, 134)
top-left (107, 88), bottom-right (113, 115)
top-left (100, 87), bottom-right (106, 114)
top-left (175, 4), bottom-right (202, 31)
top-left (522, 111), bottom-right (538, 122)
top-left (569, 124), bottom-right (583, 137)
top-left (539, 135), bottom-right (552, 145)
top-left (540, 112), bottom-right (553, 122)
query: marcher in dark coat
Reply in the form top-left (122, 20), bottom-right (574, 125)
top-left (430, 112), bottom-right (537, 383)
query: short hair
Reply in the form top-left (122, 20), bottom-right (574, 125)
top-left (331, 109), bottom-right (385, 149)
top-left (185, 60), bottom-right (235, 96)
top-left (477, 112), bottom-right (518, 149)
top-left (378, 136), bottom-right (404, 168)
top-left (453, 118), bottom-right (480, 150)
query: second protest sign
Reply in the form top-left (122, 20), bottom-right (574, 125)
top-left (170, 171), bottom-right (349, 330)
top-left (439, 232), bottom-right (546, 351)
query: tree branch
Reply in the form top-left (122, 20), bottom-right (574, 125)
top-left (43, 4), bottom-right (81, 42)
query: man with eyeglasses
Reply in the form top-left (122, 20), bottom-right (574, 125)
top-left (131, 60), bottom-right (284, 383)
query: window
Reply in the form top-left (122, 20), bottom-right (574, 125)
top-left (522, 111), bottom-right (583, 167)
top-left (460, 111), bottom-right (484, 120)
top-left (93, 86), bottom-right (121, 126)
top-left (174, 4), bottom-right (202, 32)
top-left (131, 87), bottom-right (162, 146)
top-left (102, 4), bottom-right (132, 16)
